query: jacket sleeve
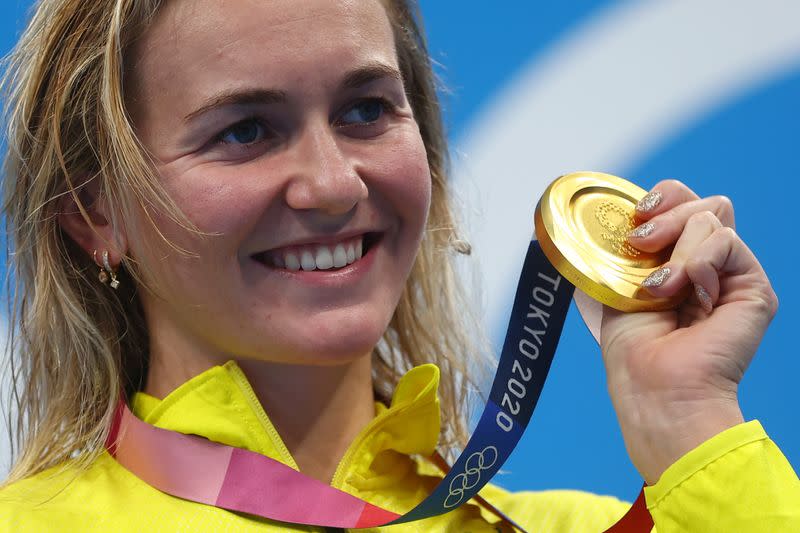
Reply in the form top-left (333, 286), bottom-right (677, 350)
top-left (645, 420), bottom-right (800, 532)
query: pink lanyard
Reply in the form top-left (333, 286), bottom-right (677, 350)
top-left (106, 399), bottom-right (650, 531)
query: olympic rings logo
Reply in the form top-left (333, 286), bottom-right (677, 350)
top-left (443, 446), bottom-right (499, 509)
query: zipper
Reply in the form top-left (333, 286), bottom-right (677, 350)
top-left (226, 362), bottom-right (300, 469)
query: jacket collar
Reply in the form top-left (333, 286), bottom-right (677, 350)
top-left (132, 361), bottom-right (442, 489)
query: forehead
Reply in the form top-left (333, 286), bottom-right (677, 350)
top-left (128, 0), bottom-right (397, 108)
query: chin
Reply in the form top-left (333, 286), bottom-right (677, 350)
top-left (260, 311), bottom-right (391, 367)
top-left (275, 339), bottom-right (379, 367)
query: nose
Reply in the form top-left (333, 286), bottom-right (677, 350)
top-left (284, 124), bottom-right (368, 215)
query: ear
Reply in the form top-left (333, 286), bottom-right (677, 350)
top-left (57, 176), bottom-right (128, 268)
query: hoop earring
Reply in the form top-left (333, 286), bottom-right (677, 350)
top-left (93, 249), bottom-right (120, 289)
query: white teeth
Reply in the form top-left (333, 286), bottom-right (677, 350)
top-left (333, 244), bottom-right (348, 268)
top-left (300, 250), bottom-right (316, 271)
top-left (315, 246), bottom-right (334, 270)
top-left (266, 235), bottom-right (369, 271)
top-left (285, 252), bottom-right (300, 271)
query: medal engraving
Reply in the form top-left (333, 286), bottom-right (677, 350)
top-left (595, 201), bottom-right (640, 257)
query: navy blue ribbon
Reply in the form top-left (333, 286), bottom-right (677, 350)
top-left (393, 239), bottom-right (574, 526)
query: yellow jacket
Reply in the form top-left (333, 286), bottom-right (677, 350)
top-left (1, 362), bottom-right (798, 532)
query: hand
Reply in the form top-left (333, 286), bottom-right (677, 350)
top-left (599, 180), bottom-right (778, 484)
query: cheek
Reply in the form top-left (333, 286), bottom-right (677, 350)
top-left (126, 169), bottom-right (273, 297)
top-left (171, 178), bottom-right (254, 234)
top-left (370, 130), bottom-right (433, 229)
top-left (150, 164), bottom-right (275, 249)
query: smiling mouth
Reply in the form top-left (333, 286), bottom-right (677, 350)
top-left (252, 232), bottom-right (381, 272)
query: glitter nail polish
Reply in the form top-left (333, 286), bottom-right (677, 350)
top-left (629, 222), bottom-right (655, 238)
top-left (694, 283), bottom-right (713, 313)
top-left (636, 191), bottom-right (662, 212)
top-left (641, 266), bottom-right (671, 287)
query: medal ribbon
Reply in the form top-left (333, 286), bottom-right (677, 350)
top-left (106, 239), bottom-right (653, 532)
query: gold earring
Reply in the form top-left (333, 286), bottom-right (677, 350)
top-left (93, 249), bottom-right (120, 289)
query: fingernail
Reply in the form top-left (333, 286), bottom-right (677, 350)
top-left (636, 190), bottom-right (662, 212)
top-left (629, 222), bottom-right (655, 238)
top-left (694, 283), bottom-right (713, 313)
top-left (642, 266), bottom-right (671, 288)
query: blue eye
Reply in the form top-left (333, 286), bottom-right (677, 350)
top-left (220, 119), bottom-right (265, 145)
top-left (339, 99), bottom-right (385, 125)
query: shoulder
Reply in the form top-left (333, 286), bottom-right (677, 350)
top-left (0, 452), bottom-right (134, 532)
top-left (0, 452), bottom-right (277, 532)
top-left (479, 482), bottom-right (632, 531)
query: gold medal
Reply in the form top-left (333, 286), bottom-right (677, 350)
top-left (535, 171), bottom-right (687, 312)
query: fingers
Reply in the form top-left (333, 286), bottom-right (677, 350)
top-left (683, 226), bottom-right (721, 315)
top-left (685, 226), bottom-right (772, 302)
top-left (634, 179), bottom-right (700, 217)
top-left (671, 211), bottom-right (723, 264)
top-left (629, 195), bottom-right (736, 253)
top-left (641, 223), bottom-right (777, 318)
top-left (638, 211), bottom-right (722, 311)
top-left (625, 179), bottom-right (774, 316)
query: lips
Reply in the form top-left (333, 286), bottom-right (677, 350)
top-left (252, 232), bottom-right (381, 271)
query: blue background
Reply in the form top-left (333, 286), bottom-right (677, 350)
top-left (2, 1), bottom-right (798, 502)
top-left (418, 1), bottom-right (800, 500)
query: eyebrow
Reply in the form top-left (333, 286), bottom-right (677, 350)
top-left (341, 62), bottom-right (403, 90)
top-left (184, 62), bottom-right (403, 123)
top-left (184, 88), bottom-right (288, 122)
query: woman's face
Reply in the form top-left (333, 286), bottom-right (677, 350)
top-left (125, 0), bottom-right (431, 365)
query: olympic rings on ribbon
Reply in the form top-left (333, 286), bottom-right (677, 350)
top-left (443, 446), bottom-right (499, 509)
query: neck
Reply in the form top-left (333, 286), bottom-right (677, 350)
top-left (145, 346), bottom-right (375, 485)
top-left (237, 356), bottom-right (375, 484)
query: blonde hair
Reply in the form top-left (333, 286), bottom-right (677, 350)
top-left (1, 0), bottom-right (491, 484)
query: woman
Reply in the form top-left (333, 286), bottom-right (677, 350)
top-left (0, 0), bottom-right (797, 531)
